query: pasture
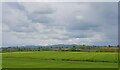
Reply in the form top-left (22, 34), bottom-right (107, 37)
top-left (2, 51), bottom-right (119, 68)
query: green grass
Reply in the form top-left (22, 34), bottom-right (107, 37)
top-left (2, 51), bottom-right (119, 68)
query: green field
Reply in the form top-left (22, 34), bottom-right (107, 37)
top-left (2, 51), bottom-right (119, 68)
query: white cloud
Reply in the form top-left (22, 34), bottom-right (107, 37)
top-left (2, 2), bottom-right (118, 46)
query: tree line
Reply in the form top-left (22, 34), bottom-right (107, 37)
top-left (1, 45), bottom-right (119, 52)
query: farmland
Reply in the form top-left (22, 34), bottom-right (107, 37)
top-left (2, 51), bottom-right (119, 68)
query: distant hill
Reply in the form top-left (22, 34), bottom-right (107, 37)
top-left (48, 44), bottom-right (81, 47)
top-left (4, 44), bottom-right (81, 48)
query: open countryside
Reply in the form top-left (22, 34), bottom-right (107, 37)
top-left (2, 2), bottom-right (118, 69)
top-left (2, 45), bottom-right (119, 68)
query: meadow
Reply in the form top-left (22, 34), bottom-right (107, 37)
top-left (2, 51), bottom-right (119, 68)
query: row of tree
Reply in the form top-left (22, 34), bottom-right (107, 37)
top-left (1, 45), bottom-right (119, 52)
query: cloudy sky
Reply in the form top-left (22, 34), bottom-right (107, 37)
top-left (2, 2), bottom-right (118, 46)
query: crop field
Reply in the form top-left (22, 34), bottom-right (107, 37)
top-left (2, 51), bottom-right (119, 68)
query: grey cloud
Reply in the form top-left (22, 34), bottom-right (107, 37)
top-left (91, 3), bottom-right (118, 25)
top-left (30, 9), bottom-right (53, 14)
top-left (28, 14), bottom-right (53, 23)
top-left (68, 22), bottom-right (100, 31)
top-left (68, 34), bottom-right (93, 39)
top-left (26, 5), bottom-right (54, 23)
top-left (2, 2), bottom-right (36, 33)
top-left (2, 2), bottom-right (118, 46)
top-left (3, 2), bottom-right (26, 12)
top-left (11, 25), bottom-right (36, 33)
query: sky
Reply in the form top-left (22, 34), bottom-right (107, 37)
top-left (0, 2), bottom-right (1, 47)
top-left (2, 2), bottom-right (118, 46)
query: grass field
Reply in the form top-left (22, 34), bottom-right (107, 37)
top-left (2, 51), bottom-right (119, 68)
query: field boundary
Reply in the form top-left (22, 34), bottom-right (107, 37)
top-left (1, 68), bottom-right (119, 70)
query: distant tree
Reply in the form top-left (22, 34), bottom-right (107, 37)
top-left (59, 47), bottom-right (62, 51)
top-left (117, 45), bottom-right (119, 47)
top-left (18, 48), bottom-right (21, 51)
top-left (38, 47), bottom-right (41, 51)
top-left (73, 46), bottom-right (76, 48)
top-left (93, 45), bottom-right (97, 48)
top-left (70, 46), bottom-right (76, 51)
top-left (83, 44), bottom-right (85, 46)
top-left (87, 46), bottom-right (91, 52)
top-left (108, 45), bottom-right (111, 48)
